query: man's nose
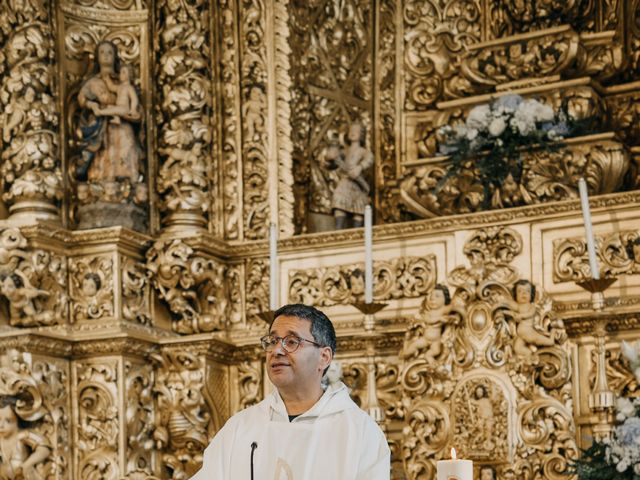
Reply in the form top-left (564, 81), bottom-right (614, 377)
top-left (272, 341), bottom-right (287, 355)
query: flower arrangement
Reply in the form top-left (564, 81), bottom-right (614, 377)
top-left (574, 341), bottom-right (640, 479)
top-left (436, 94), bottom-right (570, 204)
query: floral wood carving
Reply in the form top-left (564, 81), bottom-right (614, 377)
top-left (553, 230), bottom-right (640, 282)
top-left (237, 360), bottom-right (262, 411)
top-left (0, 228), bottom-right (67, 327)
top-left (75, 360), bottom-right (120, 479)
top-left (0, 0), bottom-right (62, 217)
top-left (124, 361), bottom-right (154, 477)
top-left (155, 0), bottom-right (213, 229)
top-left (122, 257), bottom-right (152, 326)
top-left (146, 239), bottom-right (228, 334)
top-left (152, 350), bottom-right (210, 479)
top-left (400, 227), bottom-right (576, 478)
top-left (288, 255), bottom-right (437, 306)
top-left (0, 350), bottom-right (69, 479)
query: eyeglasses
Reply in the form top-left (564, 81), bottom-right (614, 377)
top-left (260, 334), bottom-right (322, 353)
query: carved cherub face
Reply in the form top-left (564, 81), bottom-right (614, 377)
top-left (2, 276), bottom-right (16, 295)
top-left (0, 405), bottom-right (18, 438)
top-left (480, 467), bottom-right (495, 480)
top-left (426, 288), bottom-right (445, 310)
top-left (81, 274), bottom-right (100, 297)
top-left (347, 123), bottom-right (362, 143)
top-left (119, 65), bottom-right (132, 83)
top-left (515, 283), bottom-right (532, 305)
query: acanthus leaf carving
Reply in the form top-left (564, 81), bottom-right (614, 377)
top-left (146, 239), bottom-right (228, 334)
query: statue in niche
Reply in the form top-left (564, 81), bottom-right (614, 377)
top-left (328, 121), bottom-right (374, 230)
top-left (506, 280), bottom-right (565, 358)
top-left (0, 396), bottom-right (51, 479)
top-left (74, 40), bottom-right (147, 231)
top-left (453, 379), bottom-right (508, 461)
top-left (402, 284), bottom-right (457, 364)
top-left (242, 86), bottom-right (265, 141)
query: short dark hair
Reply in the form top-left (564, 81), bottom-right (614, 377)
top-left (272, 304), bottom-right (337, 355)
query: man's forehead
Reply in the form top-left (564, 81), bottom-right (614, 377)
top-left (269, 315), bottom-right (311, 333)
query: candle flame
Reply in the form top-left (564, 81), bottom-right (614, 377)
top-left (451, 447), bottom-right (456, 460)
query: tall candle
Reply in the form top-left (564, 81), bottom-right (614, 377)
top-left (578, 178), bottom-right (600, 280)
top-left (269, 222), bottom-right (278, 311)
top-left (364, 205), bottom-right (373, 304)
top-left (437, 448), bottom-right (473, 480)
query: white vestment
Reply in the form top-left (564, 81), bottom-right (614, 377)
top-left (190, 382), bottom-right (390, 480)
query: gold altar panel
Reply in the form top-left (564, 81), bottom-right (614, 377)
top-left (0, 0), bottom-right (640, 478)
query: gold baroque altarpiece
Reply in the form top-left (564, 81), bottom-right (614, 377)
top-left (0, 0), bottom-right (639, 478)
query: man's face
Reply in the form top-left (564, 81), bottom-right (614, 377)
top-left (266, 315), bottom-right (331, 394)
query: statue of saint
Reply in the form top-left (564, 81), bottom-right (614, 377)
top-left (74, 41), bottom-right (146, 230)
top-left (329, 122), bottom-right (373, 230)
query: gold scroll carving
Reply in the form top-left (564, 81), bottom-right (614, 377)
top-left (399, 227), bottom-right (576, 479)
top-left (288, 255), bottom-right (437, 306)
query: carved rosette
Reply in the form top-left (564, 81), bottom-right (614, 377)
top-left (399, 227), bottom-right (577, 478)
top-left (401, 133), bottom-right (629, 218)
top-left (0, 228), bottom-right (67, 327)
top-left (288, 255), bottom-right (437, 306)
top-left (554, 229), bottom-right (640, 282)
top-left (152, 350), bottom-right (210, 479)
top-left (0, 0), bottom-right (62, 221)
top-left (146, 239), bottom-right (229, 333)
top-left (155, 0), bottom-right (213, 231)
top-left (75, 360), bottom-right (120, 479)
top-left (0, 350), bottom-right (70, 478)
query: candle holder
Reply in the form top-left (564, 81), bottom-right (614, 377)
top-left (576, 276), bottom-right (617, 441)
top-left (576, 277), bottom-right (617, 311)
top-left (256, 310), bottom-right (275, 324)
top-left (352, 302), bottom-right (388, 331)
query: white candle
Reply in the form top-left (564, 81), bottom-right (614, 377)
top-left (578, 178), bottom-right (600, 280)
top-left (437, 448), bottom-right (473, 480)
top-left (269, 222), bottom-right (278, 310)
top-left (364, 205), bottom-right (373, 304)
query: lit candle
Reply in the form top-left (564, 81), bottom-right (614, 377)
top-left (269, 222), bottom-right (278, 311)
top-left (364, 205), bottom-right (373, 304)
top-left (578, 178), bottom-right (600, 280)
top-left (436, 448), bottom-right (473, 480)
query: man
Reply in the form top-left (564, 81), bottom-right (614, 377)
top-left (191, 303), bottom-right (390, 479)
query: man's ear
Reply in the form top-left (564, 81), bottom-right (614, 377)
top-left (319, 347), bottom-right (333, 371)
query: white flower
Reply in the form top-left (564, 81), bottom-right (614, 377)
top-left (466, 104), bottom-right (491, 129)
top-left (617, 397), bottom-right (636, 421)
top-left (488, 117), bottom-right (507, 136)
top-left (466, 128), bottom-right (479, 140)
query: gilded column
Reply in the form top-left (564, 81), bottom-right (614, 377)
top-left (155, 0), bottom-right (214, 232)
top-left (0, 0), bottom-right (62, 223)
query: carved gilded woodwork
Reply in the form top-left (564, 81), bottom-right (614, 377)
top-left (287, 255), bottom-right (437, 306)
top-left (0, 0), bottom-right (62, 221)
top-left (399, 227), bottom-right (576, 478)
top-left (125, 360), bottom-right (155, 477)
top-left (155, 0), bottom-right (213, 230)
top-left (60, 1), bottom-right (150, 230)
top-left (70, 255), bottom-right (115, 322)
top-left (216, 0), bottom-right (243, 240)
top-left (0, 228), bottom-right (67, 327)
top-left (152, 350), bottom-right (210, 479)
top-left (0, 350), bottom-right (69, 479)
top-left (237, 360), bottom-right (263, 411)
top-left (74, 359), bottom-right (120, 478)
top-left (553, 229), bottom-right (640, 282)
top-left (288, 0), bottom-right (374, 232)
top-left (245, 257), bottom-right (270, 326)
top-left (146, 239), bottom-right (228, 334)
top-left (401, 133), bottom-right (629, 218)
top-left (376, 0), bottom-right (402, 224)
